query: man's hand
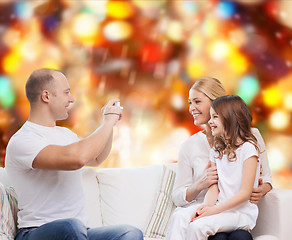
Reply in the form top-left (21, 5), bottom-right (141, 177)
top-left (102, 99), bottom-right (123, 125)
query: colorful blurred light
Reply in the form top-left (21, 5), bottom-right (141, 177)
top-left (228, 51), bottom-right (248, 74)
top-left (202, 18), bottom-right (217, 36)
top-left (83, 0), bottom-right (107, 20)
top-left (236, 75), bottom-right (260, 105)
top-left (103, 21), bottom-right (133, 42)
top-left (2, 49), bottom-right (22, 74)
top-left (0, 76), bottom-right (15, 109)
top-left (208, 40), bottom-right (231, 60)
top-left (262, 86), bottom-right (282, 108)
top-left (72, 13), bottom-right (101, 46)
top-left (140, 42), bottom-right (170, 62)
top-left (182, 1), bottom-right (198, 14)
top-left (0, 109), bottom-right (11, 129)
top-left (284, 92), bottom-right (292, 111)
top-left (268, 146), bottom-right (286, 171)
top-left (166, 20), bottom-right (183, 43)
top-left (216, 1), bottom-right (236, 19)
top-left (106, 1), bottom-right (134, 19)
top-left (269, 110), bottom-right (290, 130)
top-left (2, 28), bottom-right (21, 48)
top-left (132, 0), bottom-right (166, 18)
top-left (14, 1), bottom-right (33, 19)
top-left (171, 94), bottom-right (185, 110)
top-left (187, 60), bottom-right (205, 78)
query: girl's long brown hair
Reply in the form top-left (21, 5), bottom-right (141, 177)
top-left (211, 95), bottom-right (259, 161)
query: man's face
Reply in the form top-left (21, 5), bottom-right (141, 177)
top-left (49, 72), bottom-right (74, 121)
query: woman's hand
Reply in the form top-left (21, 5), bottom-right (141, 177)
top-left (186, 161), bottom-right (218, 203)
top-left (250, 179), bottom-right (272, 204)
top-left (197, 160), bottom-right (218, 191)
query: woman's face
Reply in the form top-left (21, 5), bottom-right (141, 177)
top-left (188, 88), bottom-right (212, 126)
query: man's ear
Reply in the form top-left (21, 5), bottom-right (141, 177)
top-left (41, 90), bottom-right (50, 103)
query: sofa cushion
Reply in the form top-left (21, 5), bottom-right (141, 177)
top-left (0, 183), bottom-right (17, 240)
top-left (144, 165), bottom-right (176, 238)
top-left (96, 165), bottom-right (165, 231)
top-left (81, 167), bottom-right (103, 228)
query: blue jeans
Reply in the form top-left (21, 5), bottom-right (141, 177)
top-left (15, 218), bottom-right (144, 240)
top-left (208, 229), bottom-right (253, 240)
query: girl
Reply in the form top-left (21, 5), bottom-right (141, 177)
top-left (189, 95), bottom-right (260, 239)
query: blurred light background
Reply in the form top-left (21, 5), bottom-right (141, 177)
top-left (0, 0), bottom-right (291, 189)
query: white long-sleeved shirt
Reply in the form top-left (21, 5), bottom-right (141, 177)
top-left (172, 128), bottom-right (272, 207)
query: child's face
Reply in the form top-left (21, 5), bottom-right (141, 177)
top-left (208, 107), bottom-right (224, 137)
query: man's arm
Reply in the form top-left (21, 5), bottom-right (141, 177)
top-left (86, 130), bottom-right (113, 167)
top-left (32, 100), bottom-right (121, 170)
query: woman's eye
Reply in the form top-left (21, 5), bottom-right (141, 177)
top-left (195, 101), bottom-right (200, 104)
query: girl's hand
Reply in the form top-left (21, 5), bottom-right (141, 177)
top-left (197, 160), bottom-right (218, 191)
top-left (190, 205), bottom-right (217, 222)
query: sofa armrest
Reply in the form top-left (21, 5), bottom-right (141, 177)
top-left (252, 188), bottom-right (292, 239)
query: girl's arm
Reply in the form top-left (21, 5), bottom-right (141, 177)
top-left (190, 163), bottom-right (219, 222)
top-left (195, 155), bottom-right (258, 219)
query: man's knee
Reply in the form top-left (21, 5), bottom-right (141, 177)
top-left (228, 229), bottom-right (253, 240)
top-left (56, 218), bottom-right (87, 239)
top-left (120, 225), bottom-right (143, 240)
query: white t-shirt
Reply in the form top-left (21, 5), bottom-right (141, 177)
top-left (5, 121), bottom-right (87, 228)
top-left (210, 141), bottom-right (260, 228)
top-left (172, 128), bottom-right (272, 207)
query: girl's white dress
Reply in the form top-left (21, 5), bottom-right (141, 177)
top-left (166, 129), bottom-right (271, 240)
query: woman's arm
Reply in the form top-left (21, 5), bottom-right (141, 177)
top-left (251, 128), bottom-right (272, 203)
top-left (190, 163), bottom-right (219, 222)
top-left (172, 151), bottom-right (217, 206)
top-left (195, 156), bottom-right (258, 219)
top-left (186, 160), bottom-right (218, 202)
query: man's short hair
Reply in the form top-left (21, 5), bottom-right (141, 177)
top-left (25, 69), bottom-right (58, 104)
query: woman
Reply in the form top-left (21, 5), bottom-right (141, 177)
top-left (166, 77), bottom-right (272, 240)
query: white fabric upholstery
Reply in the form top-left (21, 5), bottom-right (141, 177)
top-left (0, 183), bottom-right (16, 240)
top-left (252, 188), bottom-right (292, 240)
top-left (144, 166), bottom-right (176, 238)
top-left (1, 165), bottom-right (292, 240)
top-left (81, 167), bottom-right (103, 228)
top-left (96, 165), bottom-right (164, 231)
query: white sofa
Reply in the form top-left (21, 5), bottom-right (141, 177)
top-left (1, 164), bottom-right (291, 240)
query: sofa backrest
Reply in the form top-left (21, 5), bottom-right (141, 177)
top-left (0, 168), bottom-right (12, 188)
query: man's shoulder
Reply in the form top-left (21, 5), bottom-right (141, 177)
top-left (55, 126), bottom-right (78, 140)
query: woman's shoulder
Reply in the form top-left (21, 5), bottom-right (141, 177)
top-left (181, 131), bottom-right (207, 149)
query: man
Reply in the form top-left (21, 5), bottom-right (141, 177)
top-left (5, 69), bottom-right (143, 240)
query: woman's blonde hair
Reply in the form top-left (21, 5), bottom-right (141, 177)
top-left (191, 77), bottom-right (226, 100)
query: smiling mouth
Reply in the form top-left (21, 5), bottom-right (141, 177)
top-left (192, 113), bottom-right (200, 118)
